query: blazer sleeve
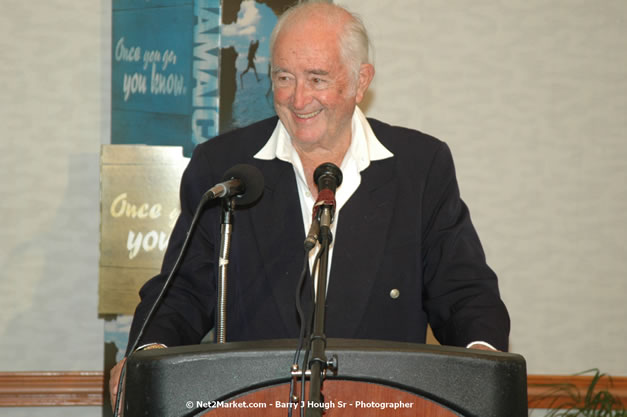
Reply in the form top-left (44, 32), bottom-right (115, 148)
top-left (421, 142), bottom-right (510, 351)
top-left (126, 146), bottom-right (219, 354)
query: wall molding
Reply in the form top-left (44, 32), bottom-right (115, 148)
top-left (528, 374), bottom-right (627, 409)
top-left (0, 371), bottom-right (625, 408)
top-left (0, 371), bottom-right (103, 406)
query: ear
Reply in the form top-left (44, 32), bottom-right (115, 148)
top-left (355, 63), bottom-right (375, 104)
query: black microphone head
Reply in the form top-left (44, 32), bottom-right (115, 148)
top-left (313, 162), bottom-right (343, 193)
top-left (221, 164), bottom-right (265, 205)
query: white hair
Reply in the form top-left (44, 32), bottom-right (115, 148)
top-left (269, 1), bottom-right (373, 81)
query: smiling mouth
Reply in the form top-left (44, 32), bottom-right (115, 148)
top-left (294, 109), bottom-right (322, 119)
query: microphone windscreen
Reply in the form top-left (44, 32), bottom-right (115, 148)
top-left (313, 162), bottom-right (343, 191)
top-left (222, 164), bottom-right (265, 205)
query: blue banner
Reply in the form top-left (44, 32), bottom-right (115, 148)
top-left (111, 0), bottom-right (220, 156)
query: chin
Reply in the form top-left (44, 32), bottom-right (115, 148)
top-left (289, 126), bottom-right (324, 145)
top-left (293, 135), bottom-right (323, 147)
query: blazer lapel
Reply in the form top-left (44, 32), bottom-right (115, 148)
top-left (325, 157), bottom-right (398, 337)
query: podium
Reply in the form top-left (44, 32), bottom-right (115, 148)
top-left (124, 339), bottom-right (527, 417)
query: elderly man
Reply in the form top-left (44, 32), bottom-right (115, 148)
top-left (110, 0), bottom-right (509, 405)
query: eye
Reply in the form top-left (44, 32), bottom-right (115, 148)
top-left (310, 77), bottom-right (327, 88)
top-left (273, 73), bottom-right (293, 85)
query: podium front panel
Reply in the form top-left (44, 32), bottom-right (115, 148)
top-left (124, 339), bottom-right (527, 417)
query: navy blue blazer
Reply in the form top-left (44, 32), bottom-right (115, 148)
top-left (128, 116), bottom-right (510, 352)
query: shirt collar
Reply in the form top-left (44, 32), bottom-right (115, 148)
top-left (254, 107), bottom-right (394, 168)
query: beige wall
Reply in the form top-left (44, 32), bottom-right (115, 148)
top-left (0, 1), bottom-right (625, 398)
top-left (344, 0), bottom-right (627, 374)
top-left (0, 0), bottom-right (109, 373)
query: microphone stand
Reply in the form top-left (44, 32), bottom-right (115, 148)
top-left (305, 206), bottom-right (337, 417)
top-left (216, 197), bottom-right (235, 344)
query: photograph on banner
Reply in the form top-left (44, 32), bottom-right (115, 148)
top-left (219, 0), bottom-right (299, 134)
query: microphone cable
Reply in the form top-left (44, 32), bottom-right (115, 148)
top-left (288, 246), bottom-right (323, 417)
top-left (112, 192), bottom-right (211, 417)
top-left (112, 163), bottom-right (264, 417)
top-left (288, 251), bottom-right (309, 417)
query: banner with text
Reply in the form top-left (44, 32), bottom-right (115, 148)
top-left (112, 0), bottom-right (220, 157)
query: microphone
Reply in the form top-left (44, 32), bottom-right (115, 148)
top-left (204, 164), bottom-right (264, 205)
top-left (304, 163), bottom-right (343, 250)
top-left (114, 163), bottom-right (264, 416)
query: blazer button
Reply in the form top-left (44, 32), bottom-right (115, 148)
top-left (389, 289), bottom-right (400, 299)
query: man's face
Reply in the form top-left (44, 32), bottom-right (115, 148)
top-left (271, 21), bottom-right (367, 151)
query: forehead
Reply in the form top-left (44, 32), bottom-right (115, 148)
top-left (272, 19), bottom-right (344, 72)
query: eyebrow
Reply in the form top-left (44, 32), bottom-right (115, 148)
top-left (307, 69), bottom-right (329, 76)
top-left (270, 67), bottom-right (330, 76)
top-left (271, 67), bottom-right (285, 75)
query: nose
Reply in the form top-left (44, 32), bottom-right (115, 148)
top-left (291, 79), bottom-right (311, 110)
